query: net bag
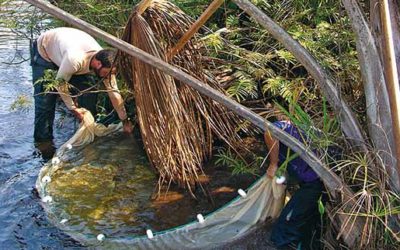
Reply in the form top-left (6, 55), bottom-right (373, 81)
top-left (36, 110), bottom-right (286, 249)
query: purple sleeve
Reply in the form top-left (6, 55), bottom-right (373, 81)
top-left (273, 121), bottom-right (319, 183)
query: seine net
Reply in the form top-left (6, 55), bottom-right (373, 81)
top-left (36, 111), bottom-right (285, 249)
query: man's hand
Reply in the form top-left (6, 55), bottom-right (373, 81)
top-left (267, 163), bottom-right (278, 179)
top-left (122, 119), bottom-right (133, 134)
top-left (71, 108), bottom-right (86, 122)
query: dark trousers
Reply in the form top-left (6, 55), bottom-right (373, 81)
top-left (30, 41), bottom-right (98, 141)
top-left (271, 180), bottom-right (324, 250)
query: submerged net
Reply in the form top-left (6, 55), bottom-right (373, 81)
top-left (36, 112), bottom-right (285, 249)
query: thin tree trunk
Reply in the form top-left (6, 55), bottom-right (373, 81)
top-left (372, 0), bottom-right (400, 74)
top-left (370, 0), bottom-right (385, 65)
top-left (342, 0), bottom-right (399, 192)
top-left (380, 0), bottom-right (400, 190)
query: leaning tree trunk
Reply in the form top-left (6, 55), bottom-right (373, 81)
top-left (342, 0), bottom-right (399, 193)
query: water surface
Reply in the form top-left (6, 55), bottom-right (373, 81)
top-left (0, 1), bottom-right (93, 248)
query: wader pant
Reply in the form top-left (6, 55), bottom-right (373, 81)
top-left (271, 180), bottom-right (324, 250)
top-left (30, 40), bottom-right (98, 142)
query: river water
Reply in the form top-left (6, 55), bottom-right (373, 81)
top-left (0, 1), bottom-right (86, 248)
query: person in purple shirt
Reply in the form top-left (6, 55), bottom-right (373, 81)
top-left (264, 120), bottom-right (325, 250)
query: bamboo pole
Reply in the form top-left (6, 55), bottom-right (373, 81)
top-left (380, 0), bottom-right (400, 182)
top-left (167, 0), bottom-right (224, 59)
top-left (24, 0), bottom-right (350, 197)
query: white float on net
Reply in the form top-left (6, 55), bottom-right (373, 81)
top-left (276, 176), bottom-right (286, 184)
top-left (42, 196), bottom-right (53, 203)
top-left (146, 229), bottom-right (154, 239)
top-left (197, 214), bottom-right (205, 224)
top-left (60, 219), bottom-right (68, 224)
top-left (66, 144), bottom-right (73, 150)
top-left (238, 189), bottom-right (247, 198)
top-left (97, 234), bottom-right (105, 241)
top-left (51, 157), bottom-right (60, 165)
top-left (41, 175), bottom-right (51, 183)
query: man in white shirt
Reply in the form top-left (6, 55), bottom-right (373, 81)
top-left (31, 27), bottom-right (133, 142)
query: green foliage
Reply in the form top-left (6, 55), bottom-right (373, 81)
top-left (275, 49), bottom-right (296, 64)
top-left (34, 69), bottom-right (67, 93)
top-left (275, 96), bottom-right (340, 149)
top-left (318, 196), bottom-right (325, 215)
top-left (50, 0), bottom-right (138, 37)
top-left (53, 0), bottom-right (225, 37)
top-left (201, 32), bottom-right (224, 53)
top-left (10, 95), bottom-right (32, 112)
top-left (275, 149), bottom-right (299, 178)
top-left (226, 71), bottom-right (258, 102)
top-left (215, 148), bottom-right (262, 176)
top-left (333, 151), bottom-right (400, 247)
top-left (263, 76), bottom-right (308, 103)
top-left (203, 0), bottom-right (360, 113)
top-left (172, 0), bottom-right (214, 18)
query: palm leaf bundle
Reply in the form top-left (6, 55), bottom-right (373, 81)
top-left (119, 0), bottom-right (247, 193)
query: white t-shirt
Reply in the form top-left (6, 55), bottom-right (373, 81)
top-left (36, 27), bottom-right (124, 119)
top-left (37, 27), bottom-right (102, 82)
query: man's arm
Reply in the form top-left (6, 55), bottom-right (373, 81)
top-left (55, 59), bottom-right (86, 121)
top-left (264, 129), bottom-right (280, 178)
top-left (55, 82), bottom-right (76, 110)
top-left (103, 74), bottom-right (133, 133)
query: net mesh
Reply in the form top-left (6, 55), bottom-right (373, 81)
top-left (36, 111), bottom-right (285, 249)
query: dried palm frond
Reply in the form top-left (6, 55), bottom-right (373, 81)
top-left (119, 0), bottom-right (249, 194)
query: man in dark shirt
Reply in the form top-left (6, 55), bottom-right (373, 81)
top-left (264, 120), bottom-right (324, 249)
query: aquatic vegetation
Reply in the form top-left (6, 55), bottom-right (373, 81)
top-left (10, 94), bottom-right (32, 112)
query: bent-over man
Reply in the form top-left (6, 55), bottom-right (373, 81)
top-left (31, 27), bottom-right (133, 142)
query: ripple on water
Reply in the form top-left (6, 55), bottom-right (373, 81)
top-left (0, 3), bottom-right (83, 247)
